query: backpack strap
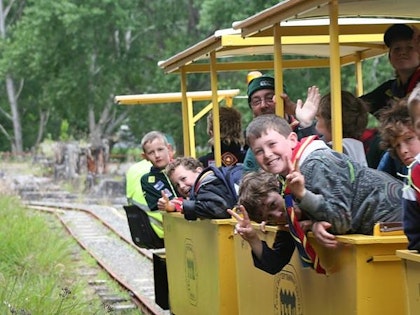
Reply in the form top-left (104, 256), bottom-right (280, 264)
top-left (193, 170), bottom-right (213, 194)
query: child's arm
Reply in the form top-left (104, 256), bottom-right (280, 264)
top-left (228, 206), bottom-right (263, 258)
top-left (312, 221), bottom-right (338, 249)
top-left (182, 177), bottom-right (233, 220)
top-left (229, 205), bottom-right (296, 275)
top-left (294, 157), bottom-right (354, 234)
top-left (285, 154), bottom-right (353, 234)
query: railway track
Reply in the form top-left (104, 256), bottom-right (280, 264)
top-left (25, 201), bottom-right (170, 315)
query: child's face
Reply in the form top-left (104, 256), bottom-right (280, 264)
top-left (391, 126), bottom-right (420, 166)
top-left (411, 102), bottom-right (420, 139)
top-left (258, 191), bottom-right (287, 225)
top-left (315, 114), bottom-right (331, 142)
top-left (250, 129), bottom-right (297, 176)
top-left (389, 40), bottom-right (419, 73)
top-left (142, 138), bottom-right (171, 169)
top-left (170, 165), bottom-right (201, 197)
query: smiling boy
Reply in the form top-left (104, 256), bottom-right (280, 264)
top-left (159, 156), bottom-right (242, 221)
top-left (245, 114), bottom-right (403, 235)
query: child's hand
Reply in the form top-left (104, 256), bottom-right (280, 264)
top-left (158, 191), bottom-right (175, 212)
top-left (312, 221), bottom-right (338, 249)
top-left (285, 156), bottom-right (306, 200)
top-left (171, 198), bottom-right (184, 213)
top-left (227, 205), bottom-right (258, 242)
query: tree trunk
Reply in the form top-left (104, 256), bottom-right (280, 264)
top-left (0, 0), bottom-right (23, 154)
top-left (6, 74), bottom-right (23, 154)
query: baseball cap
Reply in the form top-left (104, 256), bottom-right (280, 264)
top-left (247, 75), bottom-right (275, 103)
top-left (384, 24), bottom-right (414, 48)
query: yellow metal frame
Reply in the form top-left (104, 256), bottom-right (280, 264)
top-left (159, 17), bottom-right (419, 154)
top-left (115, 89), bottom-right (239, 159)
top-left (232, 0), bottom-right (420, 151)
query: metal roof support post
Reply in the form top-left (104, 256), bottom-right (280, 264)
top-left (210, 51), bottom-right (222, 166)
top-left (274, 23), bottom-right (285, 117)
top-left (329, 0), bottom-right (343, 153)
top-left (180, 68), bottom-right (192, 156)
top-left (354, 52), bottom-right (364, 96)
top-left (187, 96), bottom-right (196, 158)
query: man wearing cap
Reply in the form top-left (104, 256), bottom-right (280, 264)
top-left (243, 74), bottom-right (320, 172)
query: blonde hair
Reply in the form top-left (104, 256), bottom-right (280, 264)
top-left (140, 131), bottom-right (168, 152)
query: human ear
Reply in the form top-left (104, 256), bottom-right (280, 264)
top-left (287, 132), bottom-right (299, 149)
top-left (167, 144), bottom-right (175, 159)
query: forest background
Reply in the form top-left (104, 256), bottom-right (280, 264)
top-left (0, 0), bottom-right (393, 158)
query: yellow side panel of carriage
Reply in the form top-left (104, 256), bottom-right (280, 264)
top-left (396, 250), bottom-right (420, 315)
top-left (163, 213), bottom-right (238, 315)
top-left (234, 225), bottom-right (407, 315)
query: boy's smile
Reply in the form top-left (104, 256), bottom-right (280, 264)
top-left (250, 129), bottom-right (297, 175)
top-left (170, 165), bottom-right (201, 197)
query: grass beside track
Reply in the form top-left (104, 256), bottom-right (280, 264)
top-left (0, 194), bottom-right (106, 315)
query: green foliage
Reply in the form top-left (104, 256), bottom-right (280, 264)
top-left (59, 120), bottom-right (70, 141)
top-left (0, 0), bottom-right (396, 154)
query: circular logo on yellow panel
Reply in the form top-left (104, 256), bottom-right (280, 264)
top-left (274, 263), bottom-right (303, 315)
top-left (184, 238), bottom-right (198, 306)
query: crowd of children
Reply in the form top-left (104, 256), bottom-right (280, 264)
top-left (126, 23), bottom-right (420, 275)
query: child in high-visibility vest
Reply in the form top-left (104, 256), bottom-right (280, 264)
top-left (140, 131), bottom-right (178, 238)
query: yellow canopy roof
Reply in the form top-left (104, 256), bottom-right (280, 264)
top-left (233, 0), bottom-right (420, 37)
top-left (158, 18), bottom-right (403, 74)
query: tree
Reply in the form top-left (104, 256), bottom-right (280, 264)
top-left (0, 0), bottom-right (25, 154)
top-left (0, 0), bottom-right (394, 156)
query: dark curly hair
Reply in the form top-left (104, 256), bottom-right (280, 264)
top-left (378, 98), bottom-right (412, 159)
